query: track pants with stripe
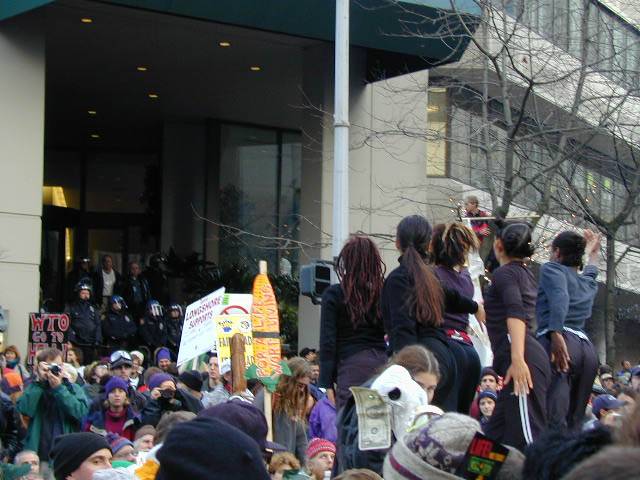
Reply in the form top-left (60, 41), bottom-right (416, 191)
top-left (484, 334), bottom-right (551, 451)
top-left (538, 331), bottom-right (598, 429)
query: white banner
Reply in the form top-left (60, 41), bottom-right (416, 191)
top-left (177, 287), bottom-right (225, 366)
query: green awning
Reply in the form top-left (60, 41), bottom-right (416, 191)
top-left (2, 0), bottom-right (479, 64)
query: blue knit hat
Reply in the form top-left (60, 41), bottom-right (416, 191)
top-left (149, 373), bottom-right (175, 390)
top-left (156, 348), bottom-right (171, 363)
top-left (105, 376), bottom-right (129, 396)
top-left (478, 389), bottom-right (498, 402)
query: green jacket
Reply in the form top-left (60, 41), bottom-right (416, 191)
top-left (17, 380), bottom-right (89, 453)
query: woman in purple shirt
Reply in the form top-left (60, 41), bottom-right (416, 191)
top-left (430, 222), bottom-right (483, 413)
top-left (483, 222), bottom-right (551, 451)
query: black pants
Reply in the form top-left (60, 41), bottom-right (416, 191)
top-left (421, 336), bottom-right (458, 412)
top-left (446, 338), bottom-right (482, 413)
top-left (538, 331), bottom-right (598, 429)
top-left (484, 335), bottom-right (550, 451)
top-left (336, 348), bottom-right (387, 410)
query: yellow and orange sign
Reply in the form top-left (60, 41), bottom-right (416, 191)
top-left (251, 261), bottom-right (282, 377)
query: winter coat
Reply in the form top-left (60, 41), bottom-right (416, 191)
top-left (103, 312), bottom-right (138, 345)
top-left (83, 405), bottom-right (140, 440)
top-left (65, 300), bottom-right (102, 345)
top-left (308, 395), bottom-right (337, 443)
top-left (17, 380), bottom-right (89, 456)
top-left (254, 389), bottom-right (308, 463)
top-left (0, 392), bottom-right (21, 460)
top-left (140, 389), bottom-right (202, 427)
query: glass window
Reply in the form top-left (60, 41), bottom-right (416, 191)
top-left (218, 125), bottom-right (301, 273)
top-left (427, 89), bottom-right (448, 177)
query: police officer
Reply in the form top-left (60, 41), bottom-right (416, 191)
top-left (165, 303), bottom-right (184, 356)
top-left (65, 257), bottom-right (94, 302)
top-left (65, 282), bottom-right (102, 363)
top-left (102, 295), bottom-right (138, 351)
top-left (139, 300), bottom-right (167, 352)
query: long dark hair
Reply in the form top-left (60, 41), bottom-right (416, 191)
top-left (552, 231), bottom-right (586, 268)
top-left (336, 236), bottom-right (386, 328)
top-left (430, 222), bottom-right (479, 269)
top-left (396, 215), bottom-right (444, 326)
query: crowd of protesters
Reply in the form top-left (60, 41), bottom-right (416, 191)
top-left (0, 205), bottom-right (639, 479)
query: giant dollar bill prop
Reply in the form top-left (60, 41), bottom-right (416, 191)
top-left (350, 387), bottom-right (392, 451)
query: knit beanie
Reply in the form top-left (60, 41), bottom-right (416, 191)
top-left (478, 390), bottom-right (498, 402)
top-left (135, 425), bottom-right (157, 441)
top-left (148, 373), bottom-right (175, 391)
top-left (306, 438), bottom-right (336, 459)
top-left (178, 370), bottom-right (203, 392)
top-left (481, 367), bottom-right (499, 382)
top-left (156, 416), bottom-right (270, 480)
top-left (383, 413), bottom-right (524, 480)
top-left (106, 433), bottom-right (134, 454)
top-left (105, 376), bottom-right (129, 396)
top-left (50, 432), bottom-right (112, 480)
top-left (156, 348), bottom-right (171, 363)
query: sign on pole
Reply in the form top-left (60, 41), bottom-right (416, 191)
top-left (214, 314), bottom-right (254, 369)
top-left (27, 313), bottom-right (70, 366)
top-left (251, 261), bottom-right (282, 377)
top-left (177, 287), bottom-right (225, 366)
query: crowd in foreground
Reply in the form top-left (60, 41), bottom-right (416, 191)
top-left (0, 211), bottom-right (639, 479)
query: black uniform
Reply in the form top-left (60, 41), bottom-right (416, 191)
top-left (139, 312), bottom-right (167, 351)
top-left (103, 311), bottom-right (138, 351)
top-left (144, 266), bottom-right (170, 306)
top-left (165, 315), bottom-right (183, 356)
top-left (121, 276), bottom-right (151, 321)
top-left (382, 258), bottom-right (479, 412)
top-left (65, 299), bottom-right (101, 363)
top-left (484, 261), bottom-right (551, 451)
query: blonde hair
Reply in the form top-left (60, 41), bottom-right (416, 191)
top-left (273, 357), bottom-right (312, 421)
top-left (268, 452), bottom-right (300, 474)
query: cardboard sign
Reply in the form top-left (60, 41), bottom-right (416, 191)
top-left (251, 263), bottom-right (282, 377)
top-left (177, 287), bottom-right (225, 366)
top-left (214, 314), bottom-right (254, 368)
top-left (221, 293), bottom-right (253, 315)
top-left (27, 313), bottom-right (70, 366)
top-left (455, 432), bottom-right (509, 479)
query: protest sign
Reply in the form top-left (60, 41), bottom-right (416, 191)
top-left (251, 261), bottom-right (282, 377)
top-left (27, 313), bottom-right (70, 366)
top-left (177, 287), bottom-right (225, 366)
top-left (221, 293), bottom-right (253, 315)
top-left (214, 314), bottom-right (254, 368)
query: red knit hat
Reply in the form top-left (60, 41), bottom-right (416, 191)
top-left (306, 438), bottom-right (336, 459)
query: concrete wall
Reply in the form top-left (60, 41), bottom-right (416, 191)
top-left (0, 20), bottom-right (45, 355)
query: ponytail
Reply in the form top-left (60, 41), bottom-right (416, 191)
top-left (396, 216), bottom-right (444, 327)
top-left (431, 222), bottom-right (479, 268)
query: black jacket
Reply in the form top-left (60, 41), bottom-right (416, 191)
top-left (65, 300), bottom-right (102, 345)
top-left (382, 261), bottom-right (478, 353)
top-left (93, 269), bottom-right (123, 299)
top-left (319, 284), bottom-right (386, 389)
top-left (121, 276), bottom-right (151, 317)
top-left (139, 314), bottom-right (167, 350)
top-left (103, 311), bottom-right (138, 344)
top-left (165, 316), bottom-right (183, 353)
top-left (140, 388), bottom-right (202, 426)
top-left (0, 393), bottom-right (20, 461)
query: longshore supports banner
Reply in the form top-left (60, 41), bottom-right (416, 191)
top-left (177, 287), bottom-right (225, 366)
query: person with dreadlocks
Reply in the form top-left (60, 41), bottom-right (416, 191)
top-left (254, 357), bottom-right (311, 463)
top-left (430, 222), bottom-right (483, 413)
top-left (382, 215), bottom-right (482, 411)
top-left (318, 236), bottom-right (387, 409)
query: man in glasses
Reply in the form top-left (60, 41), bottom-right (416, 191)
top-left (109, 351), bottom-right (146, 412)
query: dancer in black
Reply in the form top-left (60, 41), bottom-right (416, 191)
top-left (484, 222), bottom-right (551, 451)
top-left (431, 222), bottom-right (484, 413)
top-left (382, 215), bottom-right (480, 411)
top-left (536, 230), bottom-right (601, 429)
top-left (319, 236), bottom-right (387, 409)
